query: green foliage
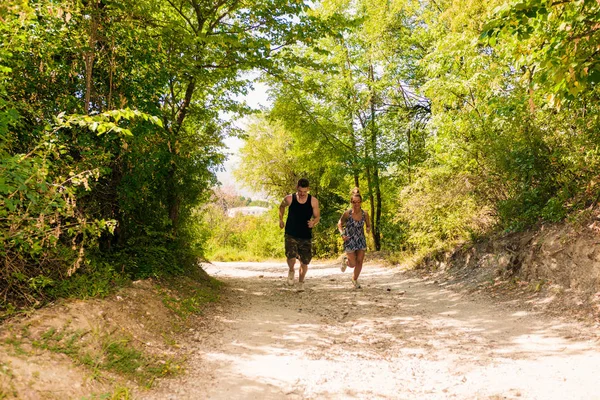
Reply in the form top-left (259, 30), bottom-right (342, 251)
top-left (481, 0), bottom-right (600, 106)
top-left (107, 232), bottom-right (183, 278)
top-left (0, 109), bottom-right (156, 316)
top-left (47, 261), bottom-right (130, 301)
top-left (234, 115), bottom-right (305, 200)
top-left (205, 206), bottom-right (283, 261)
top-left (4, 0), bottom-right (600, 299)
top-left (1, 0), bottom-right (328, 313)
top-left (399, 167), bottom-right (493, 254)
top-left (414, 0), bottom-right (600, 236)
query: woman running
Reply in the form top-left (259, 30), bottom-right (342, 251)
top-left (337, 188), bottom-right (371, 289)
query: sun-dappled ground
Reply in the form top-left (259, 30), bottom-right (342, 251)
top-left (142, 261), bottom-right (600, 400)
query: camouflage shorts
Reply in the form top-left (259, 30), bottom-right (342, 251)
top-left (284, 234), bottom-right (312, 265)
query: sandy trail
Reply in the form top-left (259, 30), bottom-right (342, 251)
top-left (143, 261), bottom-right (600, 400)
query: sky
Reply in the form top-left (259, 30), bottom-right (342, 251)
top-left (215, 80), bottom-right (271, 200)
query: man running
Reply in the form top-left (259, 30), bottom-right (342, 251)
top-left (279, 178), bottom-right (320, 292)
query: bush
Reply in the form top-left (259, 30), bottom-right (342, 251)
top-left (0, 111), bottom-right (158, 317)
top-left (398, 166), bottom-right (493, 254)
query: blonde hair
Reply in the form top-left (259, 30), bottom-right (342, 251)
top-left (350, 187), bottom-right (362, 202)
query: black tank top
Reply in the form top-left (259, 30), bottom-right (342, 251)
top-left (285, 194), bottom-right (313, 239)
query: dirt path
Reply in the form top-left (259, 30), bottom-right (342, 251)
top-left (142, 261), bottom-right (600, 400)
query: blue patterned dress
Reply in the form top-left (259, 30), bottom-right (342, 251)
top-left (343, 209), bottom-right (367, 252)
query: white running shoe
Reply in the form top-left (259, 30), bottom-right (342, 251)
top-left (287, 268), bottom-right (295, 286)
top-left (297, 282), bottom-right (305, 292)
top-left (340, 255), bottom-right (348, 272)
top-left (352, 279), bottom-right (361, 289)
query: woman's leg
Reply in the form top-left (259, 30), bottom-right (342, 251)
top-left (353, 250), bottom-right (365, 281)
top-left (346, 251), bottom-right (357, 268)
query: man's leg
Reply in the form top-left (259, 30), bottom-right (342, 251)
top-left (284, 235), bottom-right (298, 285)
top-left (287, 257), bottom-right (296, 285)
top-left (287, 258), bottom-right (296, 269)
top-left (296, 238), bottom-right (312, 291)
top-left (296, 262), bottom-right (308, 292)
top-left (298, 262), bottom-right (308, 283)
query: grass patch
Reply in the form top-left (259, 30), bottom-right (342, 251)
top-left (81, 386), bottom-right (131, 400)
top-left (1, 263), bottom-right (131, 322)
top-left (0, 361), bottom-right (17, 399)
top-left (30, 325), bottom-right (182, 387)
top-left (102, 339), bottom-right (146, 375)
top-left (36, 327), bottom-right (82, 356)
top-left (0, 363), bottom-right (14, 379)
top-left (48, 262), bottom-right (131, 301)
top-left (158, 275), bottom-right (222, 320)
top-left (3, 338), bottom-right (27, 357)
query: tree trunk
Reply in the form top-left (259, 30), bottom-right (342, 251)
top-left (108, 37), bottom-right (115, 110)
top-left (166, 78), bottom-right (196, 231)
top-left (342, 42), bottom-right (360, 189)
top-left (368, 64), bottom-right (381, 251)
top-left (407, 127), bottom-right (412, 184)
top-left (349, 115), bottom-right (360, 188)
top-left (365, 144), bottom-right (374, 240)
top-left (84, 4), bottom-right (99, 114)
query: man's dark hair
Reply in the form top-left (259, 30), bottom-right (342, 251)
top-left (297, 178), bottom-right (309, 188)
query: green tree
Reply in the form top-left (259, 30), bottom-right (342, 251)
top-left (0, 0), bottom-right (330, 313)
top-left (248, 0), bottom-right (432, 251)
top-left (482, 0), bottom-right (600, 107)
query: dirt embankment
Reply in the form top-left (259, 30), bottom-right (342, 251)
top-left (417, 209), bottom-right (600, 322)
top-left (0, 276), bottom-right (222, 399)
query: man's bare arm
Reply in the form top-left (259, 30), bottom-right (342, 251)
top-left (308, 197), bottom-right (320, 228)
top-left (279, 195), bottom-right (291, 229)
